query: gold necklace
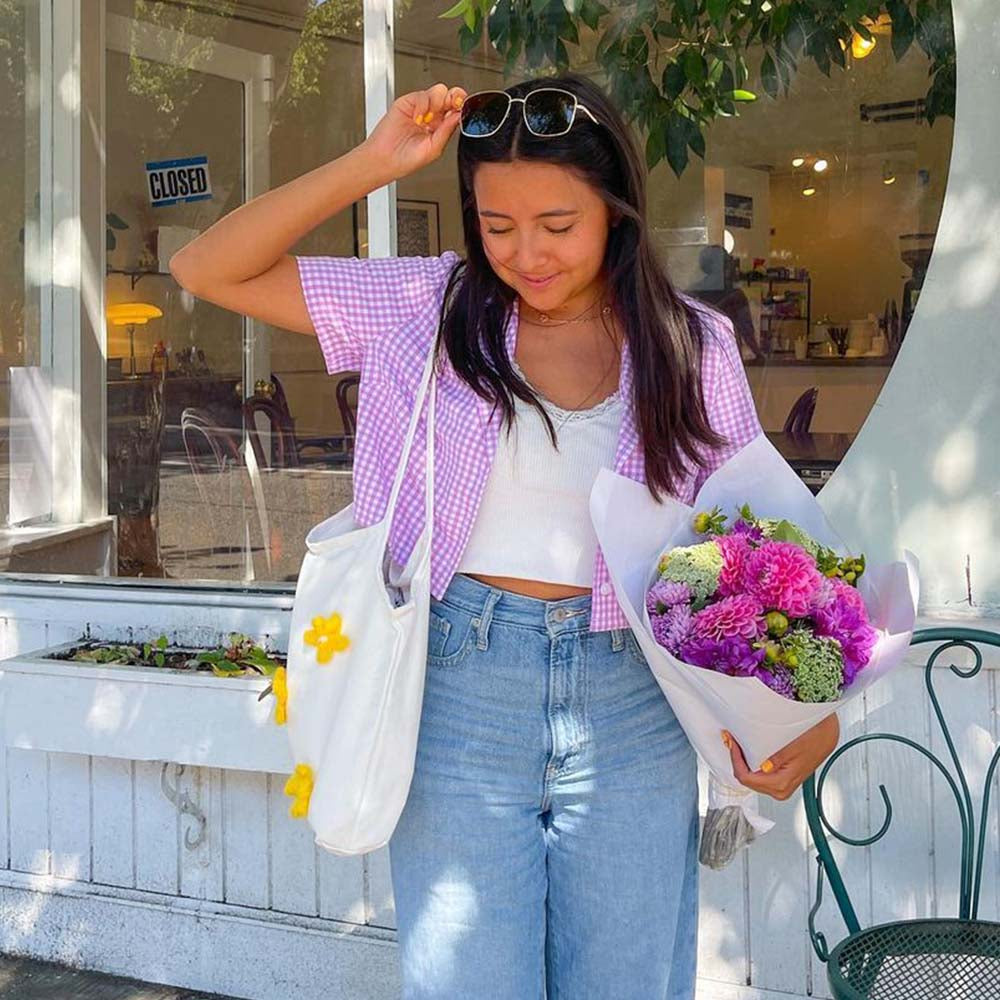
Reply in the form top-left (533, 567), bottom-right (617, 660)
top-left (519, 295), bottom-right (612, 327)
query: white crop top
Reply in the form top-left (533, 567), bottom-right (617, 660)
top-left (456, 357), bottom-right (624, 587)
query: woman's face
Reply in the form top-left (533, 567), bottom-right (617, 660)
top-left (472, 159), bottom-right (611, 316)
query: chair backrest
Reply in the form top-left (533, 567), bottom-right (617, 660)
top-left (783, 387), bottom-right (818, 434)
top-left (335, 374), bottom-right (360, 442)
top-left (268, 372), bottom-right (292, 418)
top-left (243, 395), bottom-right (298, 469)
top-left (803, 627), bottom-right (1000, 962)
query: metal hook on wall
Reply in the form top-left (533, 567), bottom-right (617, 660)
top-left (160, 762), bottom-right (207, 851)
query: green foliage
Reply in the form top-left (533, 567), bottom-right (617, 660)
top-left (69, 632), bottom-right (283, 677)
top-left (441, 0), bottom-right (955, 175)
top-left (190, 633), bottom-right (284, 678)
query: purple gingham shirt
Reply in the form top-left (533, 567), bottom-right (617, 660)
top-left (295, 251), bottom-right (761, 632)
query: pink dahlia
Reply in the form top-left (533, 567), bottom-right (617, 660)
top-left (715, 533), bottom-right (752, 598)
top-left (744, 540), bottom-right (824, 618)
top-left (690, 593), bottom-right (764, 642)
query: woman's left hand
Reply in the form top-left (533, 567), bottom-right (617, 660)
top-left (722, 714), bottom-right (840, 802)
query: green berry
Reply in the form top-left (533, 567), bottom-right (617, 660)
top-left (765, 611), bottom-right (789, 637)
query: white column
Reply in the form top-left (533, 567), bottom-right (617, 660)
top-left (363, 0), bottom-right (396, 258)
top-left (47, 0), bottom-right (106, 524)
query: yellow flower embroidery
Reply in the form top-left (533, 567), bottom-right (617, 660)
top-left (304, 612), bottom-right (350, 664)
top-left (284, 763), bottom-right (314, 819)
top-left (271, 666), bottom-right (287, 726)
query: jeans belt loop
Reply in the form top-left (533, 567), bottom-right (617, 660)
top-left (475, 587), bottom-right (502, 651)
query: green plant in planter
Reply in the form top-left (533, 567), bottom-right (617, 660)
top-left (72, 634), bottom-right (168, 667)
top-left (441, 0), bottom-right (955, 176)
top-left (192, 632), bottom-right (284, 678)
top-left (68, 632), bottom-right (284, 677)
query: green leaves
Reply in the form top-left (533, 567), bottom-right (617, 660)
top-left (887, 0), bottom-right (916, 60)
top-left (462, 0), bottom-right (955, 175)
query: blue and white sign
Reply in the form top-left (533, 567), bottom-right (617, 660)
top-left (146, 156), bottom-right (213, 207)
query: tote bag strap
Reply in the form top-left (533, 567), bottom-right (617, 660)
top-left (381, 335), bottom-right (437, 545)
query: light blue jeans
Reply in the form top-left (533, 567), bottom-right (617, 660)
top-left (388, 572), bottom-right (699, 1000)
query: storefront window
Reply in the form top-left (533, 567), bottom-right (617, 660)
top-left (9, 1), bottom-right (956, 588)
top-left (104, 0), bottom-right (365, 581)
top-left (0, 0), bottom-right (46, 528)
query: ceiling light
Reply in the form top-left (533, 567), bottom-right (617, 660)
top-left (851, 31), bottom-right (876, 59)
top-left (792, 157), bottom-right (805, 168)
top-left (802, 186), bottom-right (817, 197)
top-left (882, 162), bottom-right (896, 185)
top-left (813, 158), bottom-right (828, 173)
top-left (883, 174), bottom-right (896, 185)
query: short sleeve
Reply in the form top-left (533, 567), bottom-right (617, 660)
top-left (295, 251), bottom-right (462, 374)
top-left (691, 305), bottom-right (763, 496)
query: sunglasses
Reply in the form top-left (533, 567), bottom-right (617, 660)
top-left (459, 87), bottom-right (599, 139)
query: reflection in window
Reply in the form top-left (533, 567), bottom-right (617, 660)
top-left (104, 0), bottom-right (365, 583)
top-left (0, 1), bottom-right (45, 530)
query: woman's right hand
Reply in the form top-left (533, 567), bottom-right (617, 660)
top-left (360, 83), bottom-right (468, 181)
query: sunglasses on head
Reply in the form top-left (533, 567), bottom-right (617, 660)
top-left (459, 87), bottom-right (599, 139)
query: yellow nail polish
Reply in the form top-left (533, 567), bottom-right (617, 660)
top-left (454, 96), bottom-right (464, 108)
top-left (414, 114), bottom-right (423, 124)
top-left (425, 111), bottom-right (434, 121)
top-left (721, 730), bottom-right (731, 749)
top-left (761, 759), bottom-right (774, 774)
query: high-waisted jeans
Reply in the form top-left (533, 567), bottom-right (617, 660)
top-left (388, 572), bottom-right (699, 1000)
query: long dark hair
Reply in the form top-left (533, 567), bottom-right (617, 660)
top-left (437, 72), bottom-right (728, 503)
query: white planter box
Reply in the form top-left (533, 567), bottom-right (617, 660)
top-left (2, 640), bottom-right (293, 773)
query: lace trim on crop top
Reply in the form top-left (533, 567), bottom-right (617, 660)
top-left (509, 354), bottom-right (622, 422)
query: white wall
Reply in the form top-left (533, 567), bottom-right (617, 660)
top-left (818, 0), bottom-right (1000, 618)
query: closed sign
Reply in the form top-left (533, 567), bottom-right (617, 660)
top-left (146, 156), bottom-right (212, 207)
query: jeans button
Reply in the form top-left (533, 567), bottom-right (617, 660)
top-left (552, 608), bottom-right (568, 622)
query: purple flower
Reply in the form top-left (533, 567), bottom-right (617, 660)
top-left (731, 519), bottom-right (764, 543)
top-left (651, 604), bottom-right (694, 655)
top-left (646, 579), bottom-right (692, 616)
top-left (755, 664), bottom-right (797, 699)
top-left (812, 580), bottom-right (878, 684)
top-left (679, 635), bottom-right (766, 677)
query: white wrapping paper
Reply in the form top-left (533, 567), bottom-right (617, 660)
top-left (590, 432), bottom-right (920, 862)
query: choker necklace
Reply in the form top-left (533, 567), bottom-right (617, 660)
top-left (519, 295), bottom-right (612, 327)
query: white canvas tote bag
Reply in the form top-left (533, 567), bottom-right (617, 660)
top-left (284, 340), bottom-right (438, 855)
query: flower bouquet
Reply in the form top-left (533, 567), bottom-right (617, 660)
top-left (589, 432), bottom-right (919, 870)
top-left (649, 504), bottom-right (875, 705)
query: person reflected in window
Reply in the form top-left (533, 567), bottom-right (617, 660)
top-left (689, 244), bottom-right (763, 362)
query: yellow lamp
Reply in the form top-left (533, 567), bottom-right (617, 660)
top-left (851, 30), bottom-right (876, 59)
top-left (107, 302), bottom-right (163, 378)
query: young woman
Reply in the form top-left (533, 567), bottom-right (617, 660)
top-left (170, 73), bottom-right (838, 1000)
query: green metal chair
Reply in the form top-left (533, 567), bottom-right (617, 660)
top-left (803, 627), bottom-right (1000, 999)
